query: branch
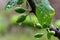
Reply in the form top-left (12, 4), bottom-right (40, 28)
top-left (27, 0), bottom-right (36, 15)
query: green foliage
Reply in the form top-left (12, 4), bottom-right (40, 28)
top-left (49, 31), bottom-right (55, 35)
top-left (17, 0), bottom-right (24, 4)
top-left (4, 0), bottom-right (56, 40)
top-left (47, 32), bottom-right (51, 40)
top-left (36, 0), bottom-right (55, 28)
top-left (16, 14), bottom-right (27, 23)
top-left (5, 0), bottom-right (18, 9)
top-left (22, 14), bottom-right (38, 26)
top-left (47, 28), bottom-right (55, 40)
top-left (34, 33), bottom-right (44, 38)
top-left (22, 14), bottom-right (42, 28)
top-left (15, 7), bottom-right (25, 13)
top-left (10, 14), bottom-right (27, 25)
top-left (5, 0), bottom-right (24, 9)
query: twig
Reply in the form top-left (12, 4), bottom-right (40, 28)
top-left (27, 0), bottom-right (36, 15)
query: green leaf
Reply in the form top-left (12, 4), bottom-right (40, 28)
top-left (47, 32), bottom-right (51, 40)
top-left (5, 0), bottom-right (18, 9)
top-left (10, 14), bottom-right (27, 25)
top-left (22, 14), bottom-right (39, 27)
top-left (17, 0), bottom-right (24, 4)
top-left (34, 33), bottom-right (44, 38)
top-left (15, 7), bottom-right (25, 13)
top-left (16, 14), bottom-right (27, 23)
top-left (36, 0), bottom-right (55, 27)
top-left (5, 0), bottom-right (24, 9)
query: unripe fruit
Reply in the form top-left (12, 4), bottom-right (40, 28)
top-left (15, 7), bottom-right (25, 13)
top-left (49, 31), bottom-right (55, 35)
top-left (34, 33), bottom-right (44, 38)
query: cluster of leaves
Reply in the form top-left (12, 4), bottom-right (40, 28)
top-left (5, 0), bottom-right (42, 29)
top-left (4, 0), bottom-right (58, 40)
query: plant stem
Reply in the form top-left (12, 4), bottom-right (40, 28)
top-left (27, 0), bottom-right (36, 15)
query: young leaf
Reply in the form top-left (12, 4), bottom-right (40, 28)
top-left (10, 14), bottom-right (27, 25)
top-left (22, 14), bottom-right (39, 27)
top-left (17, 0), bottom-right (24, 5)
top-left (36, 0), bottom-right (55, 27)
top-left (5, 0), bottom-right (18, 9)
top-left (16, 14), bottom-right (27, 23)
top-left (5, 0), bottom-right (24, 9)
top-left (34, 33), bottom-right (44, 38)
top-left (15, 7), bottom-right (25, 13)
